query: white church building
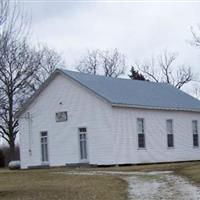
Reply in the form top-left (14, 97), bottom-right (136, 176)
top-left (17, 69), bottom-right (200, 169)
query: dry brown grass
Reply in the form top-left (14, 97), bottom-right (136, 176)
top-left (105, 161), bottom-right (200, 172)
top-left (54, 161), bottom-right (200, 173)
top-left (0, 169), bottom-right (127, 200)
top-left (174, 163), bottom-right (200, 185)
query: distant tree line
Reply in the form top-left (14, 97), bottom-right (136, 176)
top-left (75, 48), bottom-right (193, 89)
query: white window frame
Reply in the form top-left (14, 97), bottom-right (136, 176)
top-left (78, 127), bottom-right (88, 163)
top-left (166, 119), bottom-right (174, 148)
top-left (137, 118), bottom-right (145, 149)
top-left (40, 131), bottom-right (49, 165)
top-left (192, 120), bottom-right (199, 147)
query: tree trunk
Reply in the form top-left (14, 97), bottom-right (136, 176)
top-left (9, 139), bottom-right (15, 161)
top-left (8, 85), bottom-right (15, 161)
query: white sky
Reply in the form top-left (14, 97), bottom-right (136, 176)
top-left (17, 0), bottom-right (200, 98)
top-left (21, 1), bottom-right (200, 73)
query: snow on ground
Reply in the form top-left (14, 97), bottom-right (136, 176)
top-left (58, 170), bottom-right (200, 200)
top-left (125, 172), bottom-right (200, 200)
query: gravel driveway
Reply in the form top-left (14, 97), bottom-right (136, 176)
top-left (124, 171), bottom-right (200, 200)
top-left (59, 170), bottom-right (200, 200)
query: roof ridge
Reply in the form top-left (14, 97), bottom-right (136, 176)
top-left (59, 68), bottom-right (169, 86)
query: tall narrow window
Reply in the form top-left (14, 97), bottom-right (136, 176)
top-left (40, 131), bottom-right (49, 163)
top-left (79, 128), bottom-right (88, 161)
top-left (192, 120), bottom-right (199, 147)
top-left (166, 119), bottom-right (174, 148)
top-left (137, 118), bottom-right (145, 148)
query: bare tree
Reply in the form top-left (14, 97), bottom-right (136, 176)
top-left (0, 38), bottom-right (43, 160)
top-left (187, 25), bottom-right (200, 99)
top-left (101, 49), bottom-right (126, 78)
top-left (192, 84), bottom-right (200, 99)
top-left (0, 2), bottom-right (65, 160)
top-left (135, 50), bottom-right (193, 89)
top-left (76, 48), bottom-right (126, 78)
top-left (190, 25), bottom-right (200, 48)
top-left (76, 49), bottom-right (99, 75)
top-left (0, 0), bottom-right (9, 27)
top-left (32, 46), bottom-right (65, 89)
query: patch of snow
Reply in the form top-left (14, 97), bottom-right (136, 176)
top-left (97, 170), bottom-right (173, 176)
top-left (57, 171), bottom-right (100, 176)
top-left (126, 176), bottom-right (167, 200)
top-left (58, 170), bottom-right (173, 176)
top-left (126, 172), bottom-right (200, 200)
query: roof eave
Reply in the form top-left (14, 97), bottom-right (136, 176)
top-left (111, 103), bottom-right (200, 113)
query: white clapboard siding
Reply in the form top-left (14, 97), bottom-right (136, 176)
top-left (19, 74), bottom-right (114, 169)
top-left (112, 107), bottom-right (200, 164)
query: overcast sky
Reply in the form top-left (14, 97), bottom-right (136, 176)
top-left (20, 1), bottom-right (200, 80)
top-left (2, 1), bottom-right (199, 145)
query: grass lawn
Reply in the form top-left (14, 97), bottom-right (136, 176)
top-left (1, 161), bottom-right (200, 200)
top-left (0, 169), bottom-right (127, 200)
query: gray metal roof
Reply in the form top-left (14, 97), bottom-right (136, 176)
top-left (62, 69), bottom-right (200, 112)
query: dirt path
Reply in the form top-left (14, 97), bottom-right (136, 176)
top-left (124, 171), bottom-right (200, 200)
top-left (59, 171), bottom-right (200, 200)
